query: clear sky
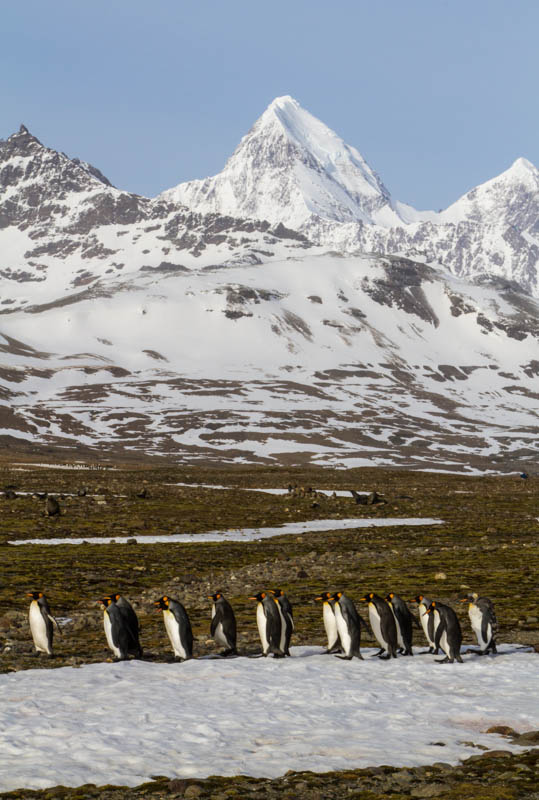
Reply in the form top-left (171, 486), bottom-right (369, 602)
top-left (2, 0), bottom-right (538, 210)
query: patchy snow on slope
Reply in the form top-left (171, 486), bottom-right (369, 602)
top-left (0, 646), bottom-right (536, 791)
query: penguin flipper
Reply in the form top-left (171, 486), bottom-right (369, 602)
top-left (48, 615), bottom-right (63, 635)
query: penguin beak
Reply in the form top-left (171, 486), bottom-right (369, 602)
top-left (248, 596), bottom-right (257, 601)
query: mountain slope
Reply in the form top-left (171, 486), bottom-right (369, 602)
top-left (1, 251), bottom-right (537, 471)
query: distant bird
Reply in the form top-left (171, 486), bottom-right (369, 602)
top-left (315, 591), bottom-right (342, 654)
top-left (269, 589), bottom-right (294, 656)
top-left (46, 496), bottom-right (60, 516)
top-left (106, 593), bottom-right (142, 658)
top-left (414, 594), bottom-right (439, 654)
top-left (249, 591), bottom-right (284, 657)
top-left (350, 490), bottom-right (368, 505)
top-left (359, 592), bottom-right (398, 659)
top-left (331, 592), bottom-right (364, 660)
top-left (208, 591), bottom-right (237, 656)
top-left (99, 596), bottom-right (132, 661)
top-left (426, 601), bottom-right (463, 664)
top-left (27, 591), bottom-right (60, 657)
top-left (460, 593), bottom-right (498, 655)
top-left (386, 592), bottom-right (414, 655)
top-left (154, 596), bottom-right (193, 661)
top-left (519, 472), bottom-right (528, 479)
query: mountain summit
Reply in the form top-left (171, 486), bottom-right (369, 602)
top-left (162, 95), bottom-right (405, 230)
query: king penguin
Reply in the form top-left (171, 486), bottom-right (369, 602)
top-left (154, 596), bottom-right (193, 661)
top-left (460, 593), bottom-right (497, 654)
top-left (208, 591), bottom-right (237, 656)
top-left (249, 591), bottom-right (284, 657)
top-left (414, 594), bottom-right (438, 654)
top-left (360, 592), bottom-right (398, 659)
top-left (331, 592), bottom-right (364, 660)
top-left (315, 591), bottom-right (342, 654)
top-left (27, 591), bottom-right (60, 657)
top-left (269, 589), bottom-right (294, 656)
top-left (99, 596), bottom-right (131, 661)
top-left (386, 592), bottom-right (414, 655)
top-left (106, 593), bottom-right (142, 658)
top-left (426, 600), bottom-right (463, 663)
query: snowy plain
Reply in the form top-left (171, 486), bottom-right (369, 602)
top-left (0, 645), bottom-right (537, 791)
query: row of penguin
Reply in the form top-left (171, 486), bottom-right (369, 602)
top-left (26, 588), bottom-right (497, 663)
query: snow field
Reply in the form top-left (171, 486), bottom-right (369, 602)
top-left (0, 645), bottom-right (536, 791)
top-left (8, 517), bottom-right (443, 546)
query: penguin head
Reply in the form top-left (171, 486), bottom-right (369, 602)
top-left (425, 601), bottom-right (437, 615)
top-left (27, 591), bottom-right (44, 601)
top-left (108, 593), bottom-right (122, 602)
top-left (315, 592), bottom-right (332, 602)
top-left (330, 591), bottom-right (344, 602)
top-left (386, 592), bottom-right (395, 603)
top-left (249, 592), bottom-right (266, 602)
top-left (269, 589), bottom-right (283, 598)
top-left (359, 592), bottom-right (375, 603)
top-left (414, 594), bottom-right (425, 604)
top-left (459, 593), bottom-right (478, 604)
top-left (154, 596), bottom-right (170, 611)
top-left (208, 591), bottom-right (224, 602)
top-left (98, 597), bottom-right (113, 608)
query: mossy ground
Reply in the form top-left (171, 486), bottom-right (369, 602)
top-left (0, 458), bottom-right (538, 798)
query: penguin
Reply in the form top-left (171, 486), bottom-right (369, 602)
top-left (106, 593), bottom-right (143, 658)
top-left (248, 592), bottom-right (284, 657)
top-left (460, 593), bottom-right (498, 654)
top-left (315, 591), bottom-right (342, 654)
top-left (386, 592), bottom-right (414, 655)
top-left (414, 594), bottom-right (439, 654)
top-left (99, 596), bottom-right (131, 661)
top-left (208, 591), bottom-right (237, 656)
top-left (331, 592), bottom-right (364, 660)
top-left (269, 589), bottom-right (294, 656)
top-left (426, 601), bottom-right (463, 663)
top-left (154, 596), bottom-right (193, 661)
top-left (359, 592), bottom-right (398, 659)
top-left (27, 591), bottom-right (60, 657)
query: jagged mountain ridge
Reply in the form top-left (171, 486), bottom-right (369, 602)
top-left (163, 96), bottom-right (539, 296)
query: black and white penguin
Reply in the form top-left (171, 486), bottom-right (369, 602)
top-left (460, 593), bottom-right (498, 654)
top-left (249, 591), bottom-right (284, 657)
top-left (106, 593), bottom-right (143, 658)
top-left (27, 591), bottom-right (60, 657)
top-left (315, 591), bottom-right (342, 654)
top-left (426, 601), bottom-right (463, 663)
top-left (414, 594), bottom-right (438, 654)
top-left (331, 592), bottom-right (364, 660)
top-left (359, 592), bottom-right (398, 659)
top-left (154, 596), bottom-right (193, 661)
top-left (208, 591), bottom-right (237, 656)
top-left (99, 596), bottom-right (131, 661)
top-left (269, 589), bottom-right (294, 656)
top-left (386, 592), bottom-right (414, 655)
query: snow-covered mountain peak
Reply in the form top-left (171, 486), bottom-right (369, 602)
top-left (161, 96), bottom-right (404, 230)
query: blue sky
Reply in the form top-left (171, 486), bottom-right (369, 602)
top-left (2, 1), bottom-right (538, 210)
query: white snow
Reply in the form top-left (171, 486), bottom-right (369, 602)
top-left (8, 517), bottom-right (443, 546)
top-left (0, 645), bottom-right (536, 791)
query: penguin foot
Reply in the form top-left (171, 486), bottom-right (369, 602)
top-left (336, 655), bottom-right (353, 660)
top-left (456, 656), bottom-right (463, 663)
top-left (219, 648), bottom-right (238, 657)
top-left (435, 657), bottom-right (450, 664)
top-left (378, 654), bottom-right (391, 660)
top-left (370, 648), bottom-right (386, 658)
